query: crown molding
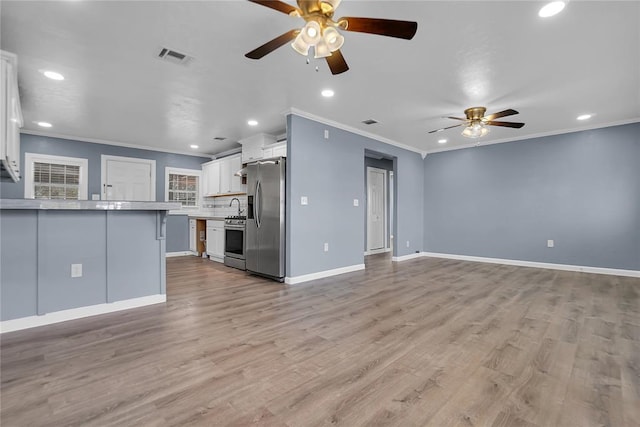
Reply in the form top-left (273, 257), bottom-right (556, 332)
top-left (20, 129), bottom-right (215, 159)
top-left (424, 118), bottom-right (640, 155)
top-left (284, 108), bottom-right (427, 158)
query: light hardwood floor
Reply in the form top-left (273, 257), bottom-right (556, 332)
top-left (1, 255), bottom-right (639, 426)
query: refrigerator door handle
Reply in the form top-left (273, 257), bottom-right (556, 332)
top-left (255, 180), bottom-right (262, 228)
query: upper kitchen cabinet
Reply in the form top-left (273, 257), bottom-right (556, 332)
top-left (0, 50), bottom-right (23, 182)
top-left (240, 133), bottom-right (276, 164)
top-left (202, 153), bottom-right (245, 197)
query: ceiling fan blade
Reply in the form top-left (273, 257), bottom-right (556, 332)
top-left (326, 49), bottom-right (349, 75)
top-left (428, 123), bottom-right (463, 134)
top-left (245, 29), bottom-right (299, 59)
top-left (484, 109), bottom-right (519, 121)
top-left (339, 17), bottom-right (418, 39)
top-left (485, 120), bottom-right (525, 129)
top-left (446, 116), bottom-right (467, 121)
top-left (248, 0), bottom-right (301, 16)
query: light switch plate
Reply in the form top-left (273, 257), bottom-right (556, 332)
top-left (547, 239), bottom-right (554, 248)
top-left (91, 194), bottom-right (100, 201)
top-left (353, 199), bottom-right (359, 206)
top-left (324, 130), bottom-right (329, 139)
top-left (301, 196), bottom-right (308, 205)
top-left (71, 263), bottom-right (83, 278)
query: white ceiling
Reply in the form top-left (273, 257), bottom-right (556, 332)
top-left (1, 1), bottom-right (638, 157)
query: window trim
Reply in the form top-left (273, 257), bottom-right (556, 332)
top-left (164, 167), bottom-right (201, 210)
top-left (24, 152), bottom-right (89, 200)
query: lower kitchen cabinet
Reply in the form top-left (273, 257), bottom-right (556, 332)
top-left (206, 220), bottom-right (225, 262)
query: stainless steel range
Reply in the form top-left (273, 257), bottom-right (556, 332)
top-left (224, 215), bottom-right (246, 270)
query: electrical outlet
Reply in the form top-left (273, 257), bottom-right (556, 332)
top-left (406, 241), bottom-right (410, 248)
top-left (324, 129), bottom-right (329, 139)
top-left (324, 242), bottom-right (329, 252)
top-left (547, 239), bottom-right (554, 248)
top-left (301, 196), bottom-right (308, 205)
top-left (353, 199), bottom-right (359, 207)
top-left (71, 263), bottom-right (83, 278)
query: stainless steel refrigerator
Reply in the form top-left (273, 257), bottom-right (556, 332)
top-left (246, 158), bottom-right (285, 281)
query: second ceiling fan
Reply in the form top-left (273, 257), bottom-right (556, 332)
top-left (245, 0), bottom-right (418, 75)
top-left (429, 107), bottom-right (525, 139)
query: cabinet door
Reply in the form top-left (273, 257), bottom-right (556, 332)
top-left (219, 158), bottom-right (231, 194)
top-left (189, 219), bottom-right (196, 252)
top-left (229, 155), bottom-right (243, 193)
top-left (214, 227), bottom-right (225, 258)
top-left (272, 144), bottom-right (287, 158)
top-left (206, 226), bottom-right (214, 255)
top-left (207, 162), bottom-right (220, 196)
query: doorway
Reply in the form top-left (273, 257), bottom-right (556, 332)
top-left (366, 166), bottom-right (387, 253)
top-left (364, 151), bottom-right (395, 257)
top-left (101, 155), bottom-right (156, 201)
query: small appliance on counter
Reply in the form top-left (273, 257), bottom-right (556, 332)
top-left (246, 158), bottom-right (285, 282)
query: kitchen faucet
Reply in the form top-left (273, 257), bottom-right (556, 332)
top-left (229, 197), bottom-right (243, 217)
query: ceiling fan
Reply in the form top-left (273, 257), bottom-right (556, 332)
top-left (429, 107), bottom-right (525, 138)
top-left (245, 0), bottom-right (418, 75)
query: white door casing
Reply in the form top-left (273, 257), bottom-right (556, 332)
top-left (367, 167), bottom-right (387, 252)
top-left (101, 155), bottom-right (155, 201)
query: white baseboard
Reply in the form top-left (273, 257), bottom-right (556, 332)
top-left (421, 252), bottom-right (640, 278)
top-left (365, 248), bottom-right (392, 256)
top-left (166, 251), bottom-right (194, 258)
top-left (0, 294), bottom-right (167, 334)
top-left (392, 252), bottom-right (423, 262)
top-left (285, 263), bottom-right (365, 285)
top-left (209, 255), bottom-right (224, 263)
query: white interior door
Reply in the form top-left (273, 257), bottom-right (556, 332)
top-left (102, 155), bottom-right (155, 201)
top-left (367, 167), bottom-right (386, 252)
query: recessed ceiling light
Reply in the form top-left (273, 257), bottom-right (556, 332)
top-left (539, 1), bottom-right (566, 18)
top-left (321, 89), bottom-right (334, 97)
top-left (438, 139), bottom-right (447, 144)
top-left (247, 119), bottom-right (258, 126)
top-left (42, 70), bottom-right (64, 81)
top-left (190, 144), bottom-right (199, 149)
top-left (576, 114), bottom-right (592, 121)
top-left (37, 121), bottom-right (52, 128)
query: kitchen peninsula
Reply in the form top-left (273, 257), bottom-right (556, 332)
top-left (0, 199), bottom-right (180, 332)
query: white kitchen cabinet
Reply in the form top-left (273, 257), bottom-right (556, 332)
top-left (228, 154), bottom-right (243, 193)
top-left (201, 154), bottom-right (244, 196)
top-left (189, 219), bottom-right (197, 253)
top-left (240, 133), bottom-right (276, 163)
top-left (0, 50), bottom-right (22, 182)
top-left (263, 142), bottom-right (286, 159)
top-left (206, 220), bottom-right (225, 262)
top-left (202, 160), bottom-right (220, 196)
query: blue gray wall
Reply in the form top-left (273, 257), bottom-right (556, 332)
top-left (0, 134), bottom-right (210, 252)
top-left (166, 214), bottom-right (189, 252)
top-left (423, 122), bottom-right (640, 271)
top-left (286, 114), bottom-right (424, 277)
top-left (0, 134), bottom-right (210, 200)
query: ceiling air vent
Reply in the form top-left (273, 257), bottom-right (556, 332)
top-left (362, 119), bottom-right (378, 125)
top-left (157, 47), bottom-right (193, 65)
top-left (213, 137), bottom-right (227, 141)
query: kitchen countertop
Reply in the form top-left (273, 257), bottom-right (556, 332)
top-left (188, 215), bottom-right (226, 221)
top-left (0, 199), bottom-right (181, 211)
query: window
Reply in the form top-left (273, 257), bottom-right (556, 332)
top-left (165, 167), bottom-right (200, 208)
top-left (24, 153), bottom-right (88, 200)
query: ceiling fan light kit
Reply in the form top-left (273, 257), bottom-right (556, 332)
top-left (428, 106), bottom-right (525, 139)
top-left (246, 0), bottom-right (417, 74)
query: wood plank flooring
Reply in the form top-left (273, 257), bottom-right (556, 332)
top-left (1, 255), bottom-right (639, 426)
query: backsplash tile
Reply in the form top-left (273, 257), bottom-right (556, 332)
top-left (206, 195), bottom-right (248, 217)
